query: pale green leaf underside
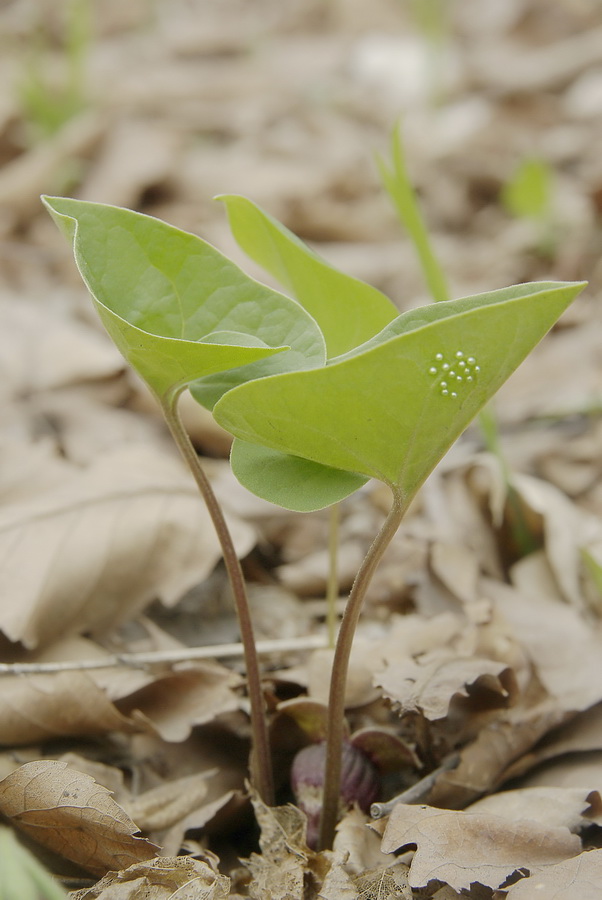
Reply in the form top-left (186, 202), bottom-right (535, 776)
top-left (215, 281), bottom-right (585, 507)
top-left (42, 196), bottom-right (325, 401)
top-left (218, 194), bottom-right (398, 358)
top-left (230, 441), bottom-right (368, 512)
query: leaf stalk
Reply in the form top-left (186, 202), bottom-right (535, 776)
top-left (162, 393), bottom-right (274, 806)
top-left (318, 489), bottom-right (406, 849)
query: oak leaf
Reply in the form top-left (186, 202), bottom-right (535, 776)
top-left (380, 803), bottom-right (581, 891)
top-left (503, 849), bottom-right (602, 900)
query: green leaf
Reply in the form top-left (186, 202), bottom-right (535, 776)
top-left (215, 281), bottom-right (585, 510)
top-left (501, 157), bottom-right (553, 222)
top-left (230, 440), bottom-right (368, 512)
top-left (377, 126), bottom-right (450, 304)
top-left (331, 281), bottom-right (564, 362)
top-left (42, 196), bottom-right (325, 402)
top-left (218, 194), bottom-right (398, 357)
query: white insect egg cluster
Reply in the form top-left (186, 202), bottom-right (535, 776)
top-left (428, 350), bottom-right (480, 399)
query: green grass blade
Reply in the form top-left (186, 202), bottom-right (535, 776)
top-left (377, 125), bottom-right (450, 304)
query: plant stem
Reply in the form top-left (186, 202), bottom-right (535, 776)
top-left (162, 393), bottom-right (274, 806)
top-left (326, 503), bottom-right (341, 649)
top-left (318, 490), bottom-right (406, 850)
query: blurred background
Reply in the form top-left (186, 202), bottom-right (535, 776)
top-left (0, 0), bottom-right (601, 460)
top-left (1, 0), bottom-right (601, 292)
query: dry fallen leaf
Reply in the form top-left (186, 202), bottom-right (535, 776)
top-left (70, 855), bottom-right (230, 900)
top-left (501, 849), bottom-right (602, 900)
top-left (511, 474), bottom-right (602, 608)
top-left (0, 295), bottom-right (123, 398)
top-left (334, 807), bottom-right (398, 876)
top-left (115, 663), bottom-right (243, 742)
top-left (317, 851), bottom-right (359, 900)
top-left (469, 785), bottom-right (602, 832)
top-left (487, 577), bottom-right (602, 712)
top-left (0, 760), bottom-right (158, 877)
top-left (243, 797), bottom-right (312, 900)
top-left (426, 698), bottom-right (569, 808)
top-left (0, 445), bottom-right (255, 648)
top-left (375, 652), bottom-right (517, 721)
top-left (122, 770), bottom-right (216, 833)
top-left (0, 670), bottom-right (138, 746)
top-left (380, 802), bottom-right (582, 892)
top-left (0, 438), bottom-right (73, 505)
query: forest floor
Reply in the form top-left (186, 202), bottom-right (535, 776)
top-left (1, 1), bottom-right (602, 897)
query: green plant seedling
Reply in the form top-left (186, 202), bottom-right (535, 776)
top-left (501, 156), bottom-right (558, 259)
top-left (43, 193), bottom-right (586, 853)
top-left (19, 0), bottom-right (91, 143)
top-left (377, 125), bottom-right (449, 304)
top-left (213, 277), bottom-right (586, 847)
top-left (501, 157), bottom-right (553, 224)
top-left (42, 195), bottom-right (327, 807)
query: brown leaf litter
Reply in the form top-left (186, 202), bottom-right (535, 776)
top-left (1, 0), bottom-right (602, 896)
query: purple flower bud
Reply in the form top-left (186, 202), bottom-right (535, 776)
top-left (291, 741), bottom-right (380, 848)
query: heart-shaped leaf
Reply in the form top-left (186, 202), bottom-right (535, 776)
top-left (218, 194), bottom-right (398, 357)
top-left (42, 196), bottom-right (326, 402)
top-left (215, 281), bottom-right (585, 510)
top-left (230, 441), bottom-right (369, 512)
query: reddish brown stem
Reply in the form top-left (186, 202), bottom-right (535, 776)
top-left (163, 393), bottom-right (274, 806)
top-left (318, 490), bottom-right (406, 850)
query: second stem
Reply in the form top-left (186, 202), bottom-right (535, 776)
top-left (318, 489), bottom-right (406, 850)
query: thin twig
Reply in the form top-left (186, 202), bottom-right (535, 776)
top-left (0, 634), bottom-right (328, 676)
top-left (370, 752), bottom-right (460, 818)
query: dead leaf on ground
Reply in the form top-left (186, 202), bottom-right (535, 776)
top-left (122, 770), bottom-right (216, 833)
top-left (243, 796), bottom-right (314, 900)
top-left (501, 849), bottom-right (602, 900)
top-left (334, 807), bottom-right (397, 876)
top-left (0, 439), bottom-right (73, 505)
top-left (320, 849), bottom-right (412, 900)
top-left (375, 652), bottom-right (517, 722)
top-left (469, 785), bottom-right (602, 832)
top-left (511, 701), bottom-right (602, 777)
top-left (0, 295), bottom-right (123, 397)
top-left (79, 118), bottom-right (181, 209)
top-left (0, 760), bottom-right (158, 877)
top-left (380, 802), bottom-right (582, 892)
top-left (487, 577), bottom-right (602, 712)
top-left (0, 631), bottom-right (242, 745)
top-left (70, 855), bottom-right (230, 900)
top-left (426, 698), bottom-right (569, 808)
top-left (0, 670), bottom-right (138, 746)
top-left (115, 663), bottom-right (243, 742)
top-left (512, 474), bottom-right (602, 608)
top-left (0, 445), bottom-right (255, 648)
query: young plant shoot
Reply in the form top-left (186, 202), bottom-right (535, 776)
top-left (42, 195), bottom-right (327, 807)
top-left (44, 193), bottom-right (585, 851)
